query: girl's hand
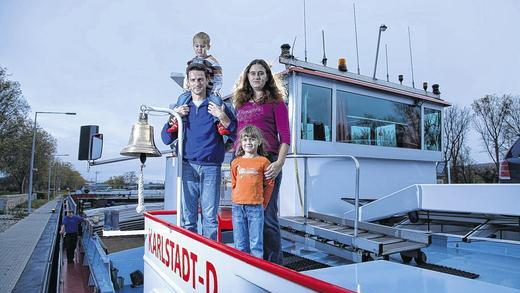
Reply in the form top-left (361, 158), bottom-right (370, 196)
top-left (208, 102), bottom-right (225, 120)
top-left (265, 161), bottom-right (283, 179)
top-left (174, 105), bottom-right (189, 117)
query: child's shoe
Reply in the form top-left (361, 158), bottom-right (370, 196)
top-left (166, 120), bottom-right (179, 133)
top-left (217, 123), bottom-right (230, 135)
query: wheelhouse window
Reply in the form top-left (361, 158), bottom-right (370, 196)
top-left (336, 90), bottom-right (420, 149)
top-left (301, 84), bottom-right (332, 141)
top-left (424, 108), bottom-right (441, 151)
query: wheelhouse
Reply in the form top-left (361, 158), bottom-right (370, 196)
top-left (278, 57), bottom-right (450, 218)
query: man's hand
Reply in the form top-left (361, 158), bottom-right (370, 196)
top-left (208, 102), bottom-right (231, 128)
top-left (207, 102), bottom-right (225, 120)
top-left (174, 105), bottom-right (189, 117)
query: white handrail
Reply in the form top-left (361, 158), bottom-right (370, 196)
top-left (140, 105), bottom-right (184, 227)
top-left (286, 154), bottom-right (361, 239)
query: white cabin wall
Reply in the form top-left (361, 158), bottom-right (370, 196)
top-left (279, 158), bottom-right (306, 217)
top-left (280, 157), bottom-right (436, 218)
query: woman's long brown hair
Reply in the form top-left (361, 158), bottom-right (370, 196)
top-left (232, 59), bottom-right (286, 109)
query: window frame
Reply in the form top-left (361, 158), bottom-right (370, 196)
top-left (301, 82), bottom-right (334, 142)
top-left (294, 73), bottom-right (443, 162)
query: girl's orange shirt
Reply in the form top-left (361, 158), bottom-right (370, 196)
top-left (231, 156), bottom-right (275, 207)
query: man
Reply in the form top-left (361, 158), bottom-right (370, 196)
top-left (163, 63), bottom-right (237, 240)
top-left (60, 210), bottom-right (83, 264)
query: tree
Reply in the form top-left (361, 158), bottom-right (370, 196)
top-left (455, 146), bottom-right (476, 183)
top-left (505, 95), bottom-right (520, 138)
top-left (0, 115), bottom-right (57, 192)
top-left (51, 161), bottom-right (86, 192)
top-left (442, 105), bottom-right (472, 182)
top-left (472, 94), bottom-right (513, 181)
top-left (0, 67), bottom-right (30, 171)
top-left (0, 66), bottom-right (58, 192)
top-left (106, 176), bottom-right (125, 189)
top-left (123, 171), bottom-right (138, 186)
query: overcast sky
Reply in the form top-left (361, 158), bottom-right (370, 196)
top-left (1, 0), bottom-right (519, 183)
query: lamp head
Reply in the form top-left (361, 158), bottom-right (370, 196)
top-left (380, 24), bottom-right (388, 32)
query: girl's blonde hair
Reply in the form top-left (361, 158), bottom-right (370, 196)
top-left (232, 59), bottom-right (286, 109)
top-left (235, 125), bottom-right (268, 157)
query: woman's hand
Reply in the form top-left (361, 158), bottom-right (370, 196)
top-left (265, 160), bottom-right (283, 179)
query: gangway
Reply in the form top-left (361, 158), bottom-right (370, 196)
top-left (279, 154), bottom-right (431, 263)
top-left (280, 211), bottom-right (430, 263)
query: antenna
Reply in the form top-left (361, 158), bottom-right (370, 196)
top-left (373, 24), bottom-right (387, 80)
top-left (291, 36), bottom-right (297, 57)
top-left (408, 26), bottom-right (416, 88)
top-left (321, 30), bottom-right (327, 66)
top-left (303, 0), bottom-right (308, 62)
top-left (385, 44), bottom-right (389, 82)
top-left (353, 2), bottom-right (360, 74)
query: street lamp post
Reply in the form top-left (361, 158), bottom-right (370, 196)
top-left (28, 111), bottom-right (76, 213)
top-left (47, 154), bottom-right (69, 201)
top-left (372, 24), bottom-right (388, 80)
top-left (94, 171), bottom-right (100, 191)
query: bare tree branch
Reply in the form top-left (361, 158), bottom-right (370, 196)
top-left (472, 94), bottom-right (512, 181)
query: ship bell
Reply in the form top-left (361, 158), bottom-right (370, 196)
top-left (120, 112), bottom-right (161, 158)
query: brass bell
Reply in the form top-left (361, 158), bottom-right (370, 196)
top-left (120, 112), bottom-right (161, 158)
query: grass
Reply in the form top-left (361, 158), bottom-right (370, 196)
top-left (9, 198), bottom-right (53, 218)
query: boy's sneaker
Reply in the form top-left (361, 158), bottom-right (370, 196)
top-left (166, 121), bottom-right (179, 133)
top-left (217, 123), bottom-right (230, 135)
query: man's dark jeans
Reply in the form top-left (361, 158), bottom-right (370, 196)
top-left (65, 232), bottom-right (78, 263)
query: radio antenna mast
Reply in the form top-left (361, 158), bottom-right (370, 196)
top-left (385, 44), bottom-right (389, 82)
top-left (291, 36), bottom-right (297, 57)
top-left (353, 2), bottom-right (361, 74)
top-left (321, 30), bottom-right (328, 66)
top-left (408, 26), bottom-right (416, 88)
top-left (303, 0), bottom-right (308, 62)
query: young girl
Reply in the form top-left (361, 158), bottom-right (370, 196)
top-left (231, 125), bottom-right (274, 258)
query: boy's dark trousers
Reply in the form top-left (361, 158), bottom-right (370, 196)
top-left (65, 232), bottom-right (78, 263)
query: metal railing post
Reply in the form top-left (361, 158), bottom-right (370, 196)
top-left (303, 157), bottom-right (308, 218)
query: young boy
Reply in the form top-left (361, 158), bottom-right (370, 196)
top-left (231, 126), bottom-right (274, 258)
top-left (167, 32), bottom-right (229, 135)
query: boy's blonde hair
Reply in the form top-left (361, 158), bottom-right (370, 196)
top-left (235, 125), bottom-right (268, 157)
top-left (193, 32), bottom-right (211, 46)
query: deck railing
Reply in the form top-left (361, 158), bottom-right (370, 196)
top-left (286, 154), bottom-right (361, 238)
top-left (81, 222), bottom-right (115, 292)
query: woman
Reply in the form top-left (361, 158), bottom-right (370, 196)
top-left (232, 59), bottom-right (290, 264)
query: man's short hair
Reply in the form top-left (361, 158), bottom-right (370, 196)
top-left (186, 63), bottom-right (210, 79)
